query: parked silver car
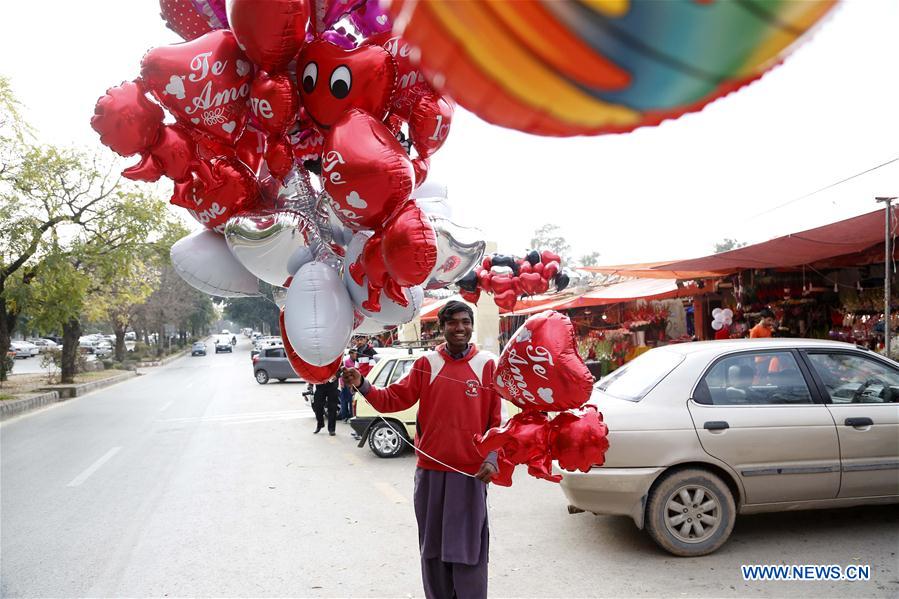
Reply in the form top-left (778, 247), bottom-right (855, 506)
top-left (252, 346), bottom-right (300, 384)
top-left (558, 339), bottom-right (899, 557)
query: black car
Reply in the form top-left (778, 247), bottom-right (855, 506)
top-left (191, 342), bottom-right (207, 356)
top-left (215, 339), bottom-right (232, 353)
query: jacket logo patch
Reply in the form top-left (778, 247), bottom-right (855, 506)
top-left (465, 379), bottom-right (479, 397)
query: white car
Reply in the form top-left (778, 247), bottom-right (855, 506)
top-left (558, 338), bottom-right (899, 557)
top-left (26, 338), bottom-right (56, 352)
top-left (10, 340), bottom-right (39, 358)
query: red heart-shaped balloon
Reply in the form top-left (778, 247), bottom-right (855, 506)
top-left (171, 156), bottom-right (260, 231)
top-left (141, 30), bottom-right (252, 143)
top-left (409, 93), bottom-right (453, 159)
top-left (459, 288), bottom-right (481, 304)
top-left (381, 203), bottom-right (437, 287)
top-left (297, 39), bottom-right (396, 132)
top-left (370, 33), bottom-right (434, 120)
top-left (279, 309), bottom-right (342, 384)
top-left (519, 261), bottom-right (532, 275)
top-left (477, 269), bottom-right (493, 293)
top-left (543, 260), bottom-right (560, 280)
top-left (493, 289), bottom-right (518, 312)
top-left (533, 262), bottom-right (545, 276)
top-left (541, 250), bottom-right (562, 265)
top-left (250, 71), bottom-right (299, 137)
top-left (229, 0), bottom-right (308, 74)
top-left (494, 311), bottom-right (594, 412)
top-left (490, 274), bottom-right (516, 295)
top-left (322, 109), bottom-right (414, 230)
top-left (159, 0), bottom-right (216, 41)
top-left (519, 272), bottom-right (544, 295)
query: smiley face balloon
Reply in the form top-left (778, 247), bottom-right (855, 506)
top-left (296, 39), bottom-right (397, 134)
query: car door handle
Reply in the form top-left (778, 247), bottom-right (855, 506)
top-left (844, 417), bottom-right (873, 427)
top-left (704, 421), bottom-right (729, 431)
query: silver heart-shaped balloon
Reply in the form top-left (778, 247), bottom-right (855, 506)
top-left (426, 217), bottom-right (486, 290)
top-left (224, 210), bottom-right (323, 287)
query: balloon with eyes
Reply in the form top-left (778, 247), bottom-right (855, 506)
top-left (298, 38), bottom-right (452, 313)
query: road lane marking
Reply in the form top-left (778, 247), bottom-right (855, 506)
top-left (160, 401), bottom-right (173, 412)
top-left (67, 447), bottom-right (122, 487)
top-left (374, 481), bottom-right (408, 504)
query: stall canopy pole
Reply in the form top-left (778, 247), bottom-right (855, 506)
top-left (876, 196), bottom-right (896, 356)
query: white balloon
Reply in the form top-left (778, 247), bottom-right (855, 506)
top-left (711, 307), bottom-right (722, 318)
top-left (284, 262), bottom-right (354, 366)
top-left (711, 320), bottom-right (724, 331)
top-left (170, 230), bottom-right (260, 298)
top-left (344, 232), bottom-right (425, 325)
top-left (724, 316), bottom-right (733, 326)
top-left (722, 308), bottom-right (734, 319)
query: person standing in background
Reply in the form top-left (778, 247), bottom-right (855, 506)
top-left (354, 336), bottom-right (378, 377)
top-left (750, 308), bottom-right (777, 338)
top-left (312, 376), bottom-right (340, 436)
top-left (338, 348), bottom-right (357, 422)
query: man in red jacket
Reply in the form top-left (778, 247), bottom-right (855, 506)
top-left (343, 300), bottom-right (501, 599)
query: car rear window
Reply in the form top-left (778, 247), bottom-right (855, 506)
top-left (596, 350), bottom-right (684, 402)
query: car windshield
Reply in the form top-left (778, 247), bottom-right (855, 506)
top-left (596, 349), bottom-right (684, 402)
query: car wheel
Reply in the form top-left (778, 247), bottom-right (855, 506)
top-left (645, 468), bottom-right (735, 557)
top-left (368, 420), bottom-right (407, 458)
top-left (255, 370), bottom-right (269, 385)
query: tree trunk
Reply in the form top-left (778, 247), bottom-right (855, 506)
top-left (61, 318), bottom-right (81, 384)
top-left (114, 325), bottom-right (126, 362)
top-left (0, 294), bottom-right (14, 382)
top-left (156, 327), bottom-right (164, 357)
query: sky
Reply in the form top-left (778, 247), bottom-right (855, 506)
top-left (1, 0), bottom-right (897, 266)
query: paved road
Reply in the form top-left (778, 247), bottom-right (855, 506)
top-left (2, 339), bottom-right (897, 597)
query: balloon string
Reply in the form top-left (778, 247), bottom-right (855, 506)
top-left (351, 383), bottom-right (476, 479)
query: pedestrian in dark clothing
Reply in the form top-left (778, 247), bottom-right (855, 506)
top-left (344, 300), bottom-right (499, 599)
top-left (312, 378), bottom-right (340, 436)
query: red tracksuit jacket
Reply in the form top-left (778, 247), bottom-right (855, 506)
top-left (363, 344), bottom-right (501, 475)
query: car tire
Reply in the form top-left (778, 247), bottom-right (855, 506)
top-left (255, 370), bottom-right (269, 385)
top-left (368, 420), bottom-right (408, 458)
top-left (645, 468), bottom-right (735, 557)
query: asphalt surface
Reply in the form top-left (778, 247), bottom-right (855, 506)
top-left (2, 339), bottom-right (897, 598)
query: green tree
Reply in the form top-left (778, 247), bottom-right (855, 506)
top-left (714, 238), bottom-right (747, 253)
top-left (0, 79), bottom-right (125, 379)
top-left (530, 224), bottom-right (572, 265)
top-left (24, 189), bottom-right (171, 382)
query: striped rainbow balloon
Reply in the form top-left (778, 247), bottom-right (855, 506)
top-left (388, 0), bottom-right (837, 136)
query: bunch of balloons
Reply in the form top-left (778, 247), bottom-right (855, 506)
top-left (474, 311), bottom-right (609, 486)
top-left (456, 250), bottom-right (572, 311)
top-left (711, 308), bottom-right (734, 331)
top-left (90, 0), bottom-right (473, 383)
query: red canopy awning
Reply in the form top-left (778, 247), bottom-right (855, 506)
top-left (582, 209), bottom-right (890, 279)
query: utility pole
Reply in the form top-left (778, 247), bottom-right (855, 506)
top-left (876, 197), bottom-right (897, 357)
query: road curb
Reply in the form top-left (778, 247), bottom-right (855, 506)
top-left (0, 370), bottom-right (140, 422)
top-left (37, 371), bottom-right (139, 399)
top-left (0, 390), bottom-right (61, 421)
top-left (134, 348), bottom-right (190, 368)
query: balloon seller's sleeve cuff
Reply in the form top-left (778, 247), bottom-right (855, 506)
top-left (358, 379), bottom-right (372, 396)
top-left (484, 451), bottom-right (498, 468)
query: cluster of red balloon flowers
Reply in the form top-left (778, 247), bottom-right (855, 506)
top-left (457, 250), bottom-right (571, 311)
